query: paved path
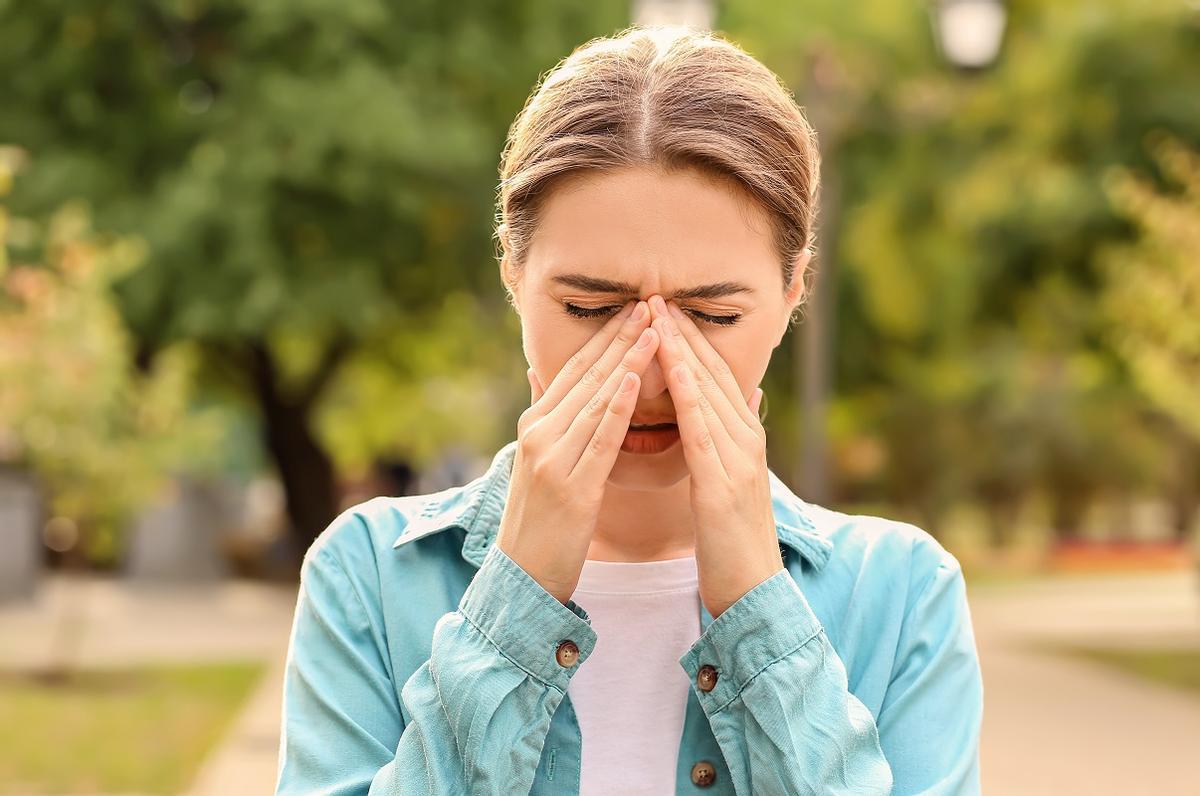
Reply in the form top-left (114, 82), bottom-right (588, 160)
top-left (0, 574), bottom-right (298, 796)
top-left (3, 569), bottom-right (1198, 794)
top-left (972, 571), bottom-right (1200, 795)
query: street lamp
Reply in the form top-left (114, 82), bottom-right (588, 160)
top-left (632, 0), bottom-right (715, 30)
top-left (931, 0), bottom-right (1008, 70)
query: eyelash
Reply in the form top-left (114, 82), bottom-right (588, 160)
top-left (562, 302), bottom-right (741, 327)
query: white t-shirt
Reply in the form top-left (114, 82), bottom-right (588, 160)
top-left (567, 554), bottom-right (702, 796)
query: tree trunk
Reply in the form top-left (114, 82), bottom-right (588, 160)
top-left (1168, 440), bottom-right (1200, 543)
top-left (246, 339), bottom-right (347, 562)
top-left (261, 399), bottom-right (338, 558)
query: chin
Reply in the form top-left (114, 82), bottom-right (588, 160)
top-left (605, 447), bottom-right (689, 491)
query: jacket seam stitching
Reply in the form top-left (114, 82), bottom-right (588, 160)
top-left (708, 625), bottom-right (824, 714)
top-left (459, 606), bottom-right (566, 696)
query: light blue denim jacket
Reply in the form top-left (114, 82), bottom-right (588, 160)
top-left (275, 439), bottom-right (983, 795)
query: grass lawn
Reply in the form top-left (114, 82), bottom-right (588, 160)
top-left (0, 660), bottom-right (266, 795)
top-left (1053, 646), bottom-right (1200, 697)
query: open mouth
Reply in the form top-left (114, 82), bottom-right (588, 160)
top-left (622, 423), bottom-right (681, 454)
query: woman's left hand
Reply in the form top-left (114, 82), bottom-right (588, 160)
top-left (648, 295), bottom-right (786, 619)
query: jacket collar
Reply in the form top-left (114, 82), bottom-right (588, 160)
top-left (392, 439), bottom-right (833, 573)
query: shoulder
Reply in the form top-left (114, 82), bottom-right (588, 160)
top-left (804, 501), bottom-right (964, 598)
top-left (305, 495), bottom-right (420, 567)
top-left (298, 490), bottom-right (455, 603)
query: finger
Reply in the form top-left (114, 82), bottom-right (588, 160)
top-left (662, 299), bottom-right (760, 432)
top-left (651, 312), bottom-right (742, 463)
top-left (750, 387), bottom-right (763, 417)
top-left (540, 300), bottom-right (651, 436)
top-left (527, 367), bottom-right (544, 404)
top-left (562, 325), bottom-right (660, 475)
top-left (567, 370), bottom-right (641, 486)
top-left (528, 300), bottom-right (637, 420)
top-left (666, 361), bottom-right (728, 482)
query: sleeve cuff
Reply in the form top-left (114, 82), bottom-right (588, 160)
top-left (679, 568), bottom-right (824, 712)
top-left (459, 542), bottom-right (598, 692)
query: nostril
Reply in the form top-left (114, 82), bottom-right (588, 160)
top-left (637, 361), bottom-right (669, 398)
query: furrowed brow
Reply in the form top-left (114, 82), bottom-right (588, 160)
top-left (551, 273), bottom-right (753, 300)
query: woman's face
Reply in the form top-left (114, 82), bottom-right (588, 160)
top-left (506, 164), bottom-right (807, 491)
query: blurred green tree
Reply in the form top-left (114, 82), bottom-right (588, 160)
top-left (1102, 135), bottom-right (1200, 539)
top-left (728, 0), bottom-right (1200, 540)
top-left (0, 149), bottom-right (223, 566)
top-left (0, 1), bottom-right (626, 555)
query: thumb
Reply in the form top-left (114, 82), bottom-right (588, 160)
top-left (527, 367), bottom-right (544, 404)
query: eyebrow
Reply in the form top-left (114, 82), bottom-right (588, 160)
top-left (550, 273), bottom-right (754, 301)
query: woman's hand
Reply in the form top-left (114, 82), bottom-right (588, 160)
top-left (496, 299), bottom-right (661, 605)
top-left (648, 294), bottom-right (784, 619)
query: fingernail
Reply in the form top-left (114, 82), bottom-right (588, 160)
top-left (674, 364), bottom-right (690, 385)
top-left (651, 295), bottom-right (667, 314)
top-left (667, 302), bottom-right (684, 320)
top-left (621, 372), bottom-right (638, 392)
top-left (636, 328), bottom-right (654, 348)
top-left (630, 301), bottom-right (647, 322)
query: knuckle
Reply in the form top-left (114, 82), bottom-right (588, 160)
top-left (581, 363), bottom-right (605, 390)
top-left (607, 387), bottom-right (628, 414)
top-left (528, 456), bottom-right (556, 484)
top-left (518, 428), bottom-right (543, 457)
top-left (563, 350), bottom-right (585, 374)
top-left (584, 390), bottom-right (608, 418)
top-left (589, 432), bottom-right (611, 458)
top-left (517, 406), bottom-right (538, 433)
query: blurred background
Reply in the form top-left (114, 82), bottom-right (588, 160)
top-left (0, 0), bottom-right (1197, 793)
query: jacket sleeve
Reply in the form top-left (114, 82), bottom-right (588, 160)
top-left (275, 540), bottom-right (598, 796)
top-left (678, 556), bottom-right (982, 795)
top-left (875, 559), bottom-right (983, 794)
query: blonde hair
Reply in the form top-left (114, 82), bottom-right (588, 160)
top-left (495, 25), bottom-right (821, 316)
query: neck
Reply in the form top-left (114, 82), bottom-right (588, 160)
top-left (585, 476), bottom-right (696, 562)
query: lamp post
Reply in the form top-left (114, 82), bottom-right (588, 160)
top-left (797, 6), bottom-right (1006, 503)
top-left (930, 0), bottom-right (1008, 70)
top-left (632, 0), bottom-right (715, 30)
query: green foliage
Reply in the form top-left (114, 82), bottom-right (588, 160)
top-left (0, 0), bottom-right (625, 400)
top-left (0, 153), bottom-right (226, 563)
top-left (1049, 645), bottom-right (1200, 697)
top-left (1102, 136), bottom-right (1200, 440)
top-left (0, 2), bottom-right (630, 542)
top-left (725, 0), bottom-right (1200, 534)
top-left (2, 0), bottom-right (1197, 546)
top-left (0, 660), bottom-right (264, 794)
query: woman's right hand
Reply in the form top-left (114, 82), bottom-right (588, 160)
top-left (495, 299), bottom-right (659, 605)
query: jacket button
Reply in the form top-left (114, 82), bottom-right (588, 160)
top-left (690, 760), bottom-right (717, 787)
top-left (696, 664), bottom-right (718, 692)
top-left (555, 640), bottom-right (579, 667)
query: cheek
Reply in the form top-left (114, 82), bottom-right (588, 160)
top-left (522, 308), bottom-right (595, 386)
top-left (709, 327), bottom-right (772, 393)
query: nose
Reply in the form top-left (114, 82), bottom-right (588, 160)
top-left (638, 354), bottom-right (669, 400)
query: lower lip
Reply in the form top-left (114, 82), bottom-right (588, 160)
top-left (621, 426), bottom-right (681, 454)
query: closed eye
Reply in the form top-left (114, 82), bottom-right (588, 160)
top-left (562, 302), bottom-right (741, 327)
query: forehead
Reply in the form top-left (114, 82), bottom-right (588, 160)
top-left (524, 165), bottom-right (778, 291)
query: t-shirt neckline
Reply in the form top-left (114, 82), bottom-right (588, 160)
top-left (573, 554), bottom-right (699, 595)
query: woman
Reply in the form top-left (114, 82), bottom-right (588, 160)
top-left (275, 25), bottom-right (982, 796)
